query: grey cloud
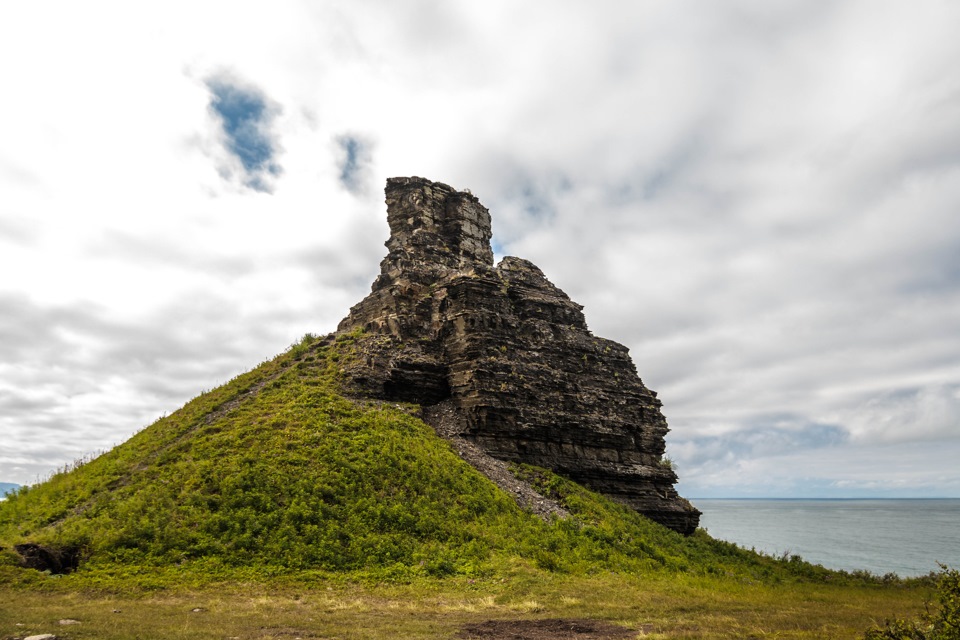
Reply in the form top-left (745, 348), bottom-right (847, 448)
top-left (0, 293), bottom-right (101, 362)
top-left (480, 168), bottom-right (573, 250)
top-left (85, 230), bottom-right (258, 278)
top-left (900, 243), bottom-right (960, 295)
top-left (510, 180), bottom-right (565, 224)
top-left (292, 244), bottom-right (380, 294)
top-left (284, 197), bottom-right (390, 298)
top-left (670, 419), bottom-right (848, 469)
top-left (0, 293), bottom-right (232, 385)
top-left (0, 390), bottom-right (54, 414)
top-left (342, 0), bottom-right (487, 85)
top-left (0, 293), bottom-right (53, 360)
top-left (0, 157), bottom-right (43, 191)
top-left (0, 289), bottom-right (319, 484)
top-left (484, 129), bottom-right (960, 434)
top-left (678, 439), bottom-right (960, 499)
top-left (94, 293), bottom-right (274, 379)
top-left (0, 216), bottom-right (39, 246)
top-left (847, 384), bottom-right (960, 444)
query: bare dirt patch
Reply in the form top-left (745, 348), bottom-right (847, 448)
top-left (254, 628), bottom-right (323, 639)
top-left (457, 618), bottom-right (637, 639)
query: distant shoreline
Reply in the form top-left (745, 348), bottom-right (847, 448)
top-left (0, 482), bottom-right (21, 498)
top-left (696, 498), bottom-right (960, 577)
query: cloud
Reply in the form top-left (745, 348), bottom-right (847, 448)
top-left (0, 157), bottom-right (42, 193)
top-left (0, 215), bottom-right (38, 246)
top-left (668, 418), bottom-right (850, 489)
top-left (0, 287), bottom-right (328, 484)
top-left (205, 73), bottom-right (283, 193)
top-left (85, 230), bottom-right (258, 278)
top-left (1, 1), bottom-right (959, 498)
top-left (677, 439), bottom-right (960, 499)
top-left (334, 134), bottom-right (374, 195)
top-left (846, 384), bottom-right (960, 444)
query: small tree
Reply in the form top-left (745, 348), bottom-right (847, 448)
top-left (864, 565), bottom-right (960, 640)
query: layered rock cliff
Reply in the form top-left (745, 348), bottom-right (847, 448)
top-left (337, 177), bottom-right (700, 535)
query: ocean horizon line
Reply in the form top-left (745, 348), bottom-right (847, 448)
top-left (690, 496), bottom-right (960, 501)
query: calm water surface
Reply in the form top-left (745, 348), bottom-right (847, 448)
top-left (695, 499), bottom-right (960, 578)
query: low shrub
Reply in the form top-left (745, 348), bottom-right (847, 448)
top-left (864, 565), bottom-right (959, 639)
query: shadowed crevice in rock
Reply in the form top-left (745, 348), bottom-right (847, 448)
top-left (14, 542), bottom-right (82, 574)
top-left (337, 177), bottom-right (700, 535)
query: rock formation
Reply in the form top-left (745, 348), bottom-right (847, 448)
top-left (337, 177), bottom-right (700, 535)
top-left (13, 542), bottom-right (81, 574)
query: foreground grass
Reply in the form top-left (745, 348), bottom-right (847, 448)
top-left (0, 567), bottom-right (930, 639)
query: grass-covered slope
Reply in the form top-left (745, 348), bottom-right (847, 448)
top-left (0, 333), bottom-right (860, 583)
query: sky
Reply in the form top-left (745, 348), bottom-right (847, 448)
top-left (1, 1), bottom-right (958, 499)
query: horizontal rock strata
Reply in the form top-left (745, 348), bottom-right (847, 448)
top-left (337, 176), bottom-right (700, 535)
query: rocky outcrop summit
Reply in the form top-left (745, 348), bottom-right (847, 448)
top-left (337, 177), bottom-right (699, 535)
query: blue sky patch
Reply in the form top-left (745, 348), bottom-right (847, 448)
top-left (206, 75), bottom-right (281, 192)
top-left (335, 134), bottom-right (372, 195)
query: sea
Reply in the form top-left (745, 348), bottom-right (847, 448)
top-left (695, 499), bottom-right (960, 578)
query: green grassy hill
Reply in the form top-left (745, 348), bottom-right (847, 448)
top-left (0, 332), bottom-right (884, 587)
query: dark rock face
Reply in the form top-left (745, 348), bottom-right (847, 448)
top-left (14, 542), bottom-right (81, 574)
top-left (338, 177), bottom-right (700, 535)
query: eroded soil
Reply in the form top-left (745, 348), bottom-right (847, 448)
top-left (457, 618), bottom-right (638, 639)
